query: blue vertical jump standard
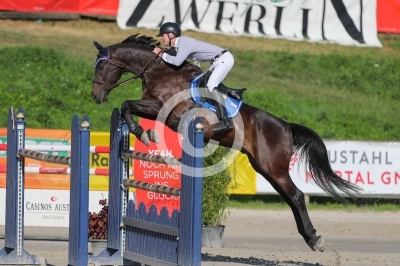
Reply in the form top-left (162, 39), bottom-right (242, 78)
top-left (74, 108), bottom-right (205, 266)
top-left (0, 106), bottom-right (90, 265)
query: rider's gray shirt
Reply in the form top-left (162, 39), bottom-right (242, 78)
top-left (161, 36), bottom-right (224, 66)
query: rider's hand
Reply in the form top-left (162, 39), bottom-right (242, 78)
top-left (153, 47), bottom-right (163, 56)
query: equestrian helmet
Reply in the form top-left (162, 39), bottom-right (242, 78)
top-left (157, 22), bottom-right (181, 37)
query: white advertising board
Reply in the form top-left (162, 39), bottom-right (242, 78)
top-left (117, 0), bottom-right (381, 47)
top-left (0, 190), bottom-right (135, 227)
top-left (257, 141), bottom-right (400, 196)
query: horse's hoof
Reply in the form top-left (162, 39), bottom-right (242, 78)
top-left (307, 241), bottom-right (317, 251)
top-left (147, 129), bottom-right (160, 144)
top-left (140, 133), bottom-right (150, 146)
top-left (315, 236), bottom-right (325, 252)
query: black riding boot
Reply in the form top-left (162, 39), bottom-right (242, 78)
top-left (211, 89), bottom-right (233, 133)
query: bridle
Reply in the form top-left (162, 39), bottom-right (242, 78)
top-left (93, 48), bottom-right (161, 98)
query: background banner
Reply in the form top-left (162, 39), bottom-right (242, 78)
top-left (256, 141), bottom-right (400, 195)
top-left (117, 0), bottom-right (382, 47)
top-left (377, 0), bottom-right (400, 33)
top-left (0, 128), bottom-right (72, 189)
top-left (228, 151), bottom-right (256, 194)
top-left (0, 0), bottom-right (118, 16)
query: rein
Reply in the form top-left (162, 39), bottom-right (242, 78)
top-left (94, 48), bottom-right (160, 93)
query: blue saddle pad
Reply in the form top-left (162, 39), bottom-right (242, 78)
top-left (189, 72), bottom-right (243, 119)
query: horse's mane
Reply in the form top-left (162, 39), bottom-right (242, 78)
top-left (116, 34), bottom-right (160, 50)
top-left (111, 33), bottom-right (201, 71)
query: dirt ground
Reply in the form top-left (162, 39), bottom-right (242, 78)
top-left (206, 208), bottom-right (400, 266)
top-left (1, 208), bottom-right (399, 266)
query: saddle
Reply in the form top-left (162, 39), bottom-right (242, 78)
top-left (189, 71), bottom-right (244, 119)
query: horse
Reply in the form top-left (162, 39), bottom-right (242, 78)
top-left (91, 34), bottom-right (361, 252)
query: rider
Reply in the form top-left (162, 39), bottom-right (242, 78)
top-left (153, 22), bottom-right (234, 133)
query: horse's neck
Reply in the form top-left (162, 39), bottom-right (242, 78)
top-left (114, 47), bottom-right (155, 76)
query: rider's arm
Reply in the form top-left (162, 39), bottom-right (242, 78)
top-left (161, 37), bottom-right (192, 66)
top-left (162, 48), bottom-right (190, 65)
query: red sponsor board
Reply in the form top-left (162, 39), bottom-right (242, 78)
top-left (0, 0), bottom-right (118, 16)
top-left (377, 0), bottom-right (400, 33)
top-left (133, 119), bottom-right (182, 215)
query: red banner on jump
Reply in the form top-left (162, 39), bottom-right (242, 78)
top-left (133, 119), bottom-right (182, 215)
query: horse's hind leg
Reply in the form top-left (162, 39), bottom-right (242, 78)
top-left (248, 152), bottom-right (325, 251)
top-left (267, 172), bottom-right (325, 251)
top-left (274, 179), bottom-right (325, 251)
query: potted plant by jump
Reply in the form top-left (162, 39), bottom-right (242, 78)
top-left (88, 198), bottom-right (108, 255)
top-left (202, 145), bottom-right (232, 248)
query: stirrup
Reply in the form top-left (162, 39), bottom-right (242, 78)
top-left (216, 85), bottom-right (246, 100)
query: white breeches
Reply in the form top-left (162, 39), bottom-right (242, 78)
top-left (207, 52), bottom-right (234, 92)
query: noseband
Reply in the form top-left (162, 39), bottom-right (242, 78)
top-left (93, 48), bottom-right (159, 96)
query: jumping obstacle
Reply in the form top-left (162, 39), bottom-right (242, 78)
top-left (0, 144), bottom-right (134, 153)
top-left (0, 166), bottom-right (131, 175)
top-left (68, 108), bottom-right (204, 266)
top-left (0, 106), bottom-right (90, 265)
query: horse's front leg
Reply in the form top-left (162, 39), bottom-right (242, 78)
top-left (121, 99), bottom-right (162, 146)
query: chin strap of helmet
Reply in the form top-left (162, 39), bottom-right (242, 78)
top-left (167, 33), bottom-right (177, 47)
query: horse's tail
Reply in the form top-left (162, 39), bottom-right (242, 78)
top-left (289, 123), bottom-right (362, 203)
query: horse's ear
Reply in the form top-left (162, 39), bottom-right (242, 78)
top-left (93, 41), bottom-right (103, 51)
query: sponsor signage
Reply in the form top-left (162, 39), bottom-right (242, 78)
top-left (0, 189), bottom-right (111, 227)
top-left (133, 119), bottom-right (182, 215)
top-left (0, 128), bottom-right (72, 189)
top-left (0, 0), bottom-right (118, 16)
top-left (257, 141), bottom-right (400, 195)
top-left (117, 0), bottom-right (382, 47)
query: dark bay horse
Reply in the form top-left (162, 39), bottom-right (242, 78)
top-left (91, 34), bottom-right (361, 252)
